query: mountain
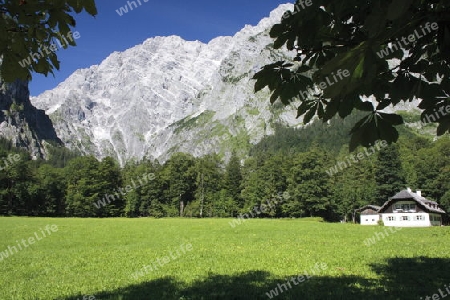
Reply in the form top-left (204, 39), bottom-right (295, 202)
top-left (30, 4), bottom-right (300, 165)
top-left (29, 4), bottom-right (425, 165)
top-left (0, 80), bottom-right (61, 159)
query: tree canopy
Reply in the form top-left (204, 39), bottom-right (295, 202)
top-left (0, 123), bottom-right (449, 221)
top-left (0, 0), bottom-right (97, 82)
top-left (254, 0), bottom-right (450, 150)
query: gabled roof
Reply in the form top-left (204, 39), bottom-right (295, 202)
top-left (355, 205), bottom-right (381, 213)
top-left (378, 189), bottom-right (446, 214)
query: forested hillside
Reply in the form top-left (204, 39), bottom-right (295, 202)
top-left (1, 117), bottom-right (449, 221)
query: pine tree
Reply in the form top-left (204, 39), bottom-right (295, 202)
top-left (375, 144), bottom-right (406, 205)
top-left (225, 151), bottom-right (243, 208)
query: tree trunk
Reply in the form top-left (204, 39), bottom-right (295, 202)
top-left (179, 194), bottom-right (184, 217)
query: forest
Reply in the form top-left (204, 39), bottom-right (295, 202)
top-left (1, 114), bottom-right (449, 222)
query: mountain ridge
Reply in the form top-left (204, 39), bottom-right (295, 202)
top-left (29, 3), bottom-right (423, 165)
top-left (30, 4), bottom-right (297, 164)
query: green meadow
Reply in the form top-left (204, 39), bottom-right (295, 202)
top-left (0, 217), bottom-right (449, 300)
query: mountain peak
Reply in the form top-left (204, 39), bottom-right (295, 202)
top-left (233, 3), bottom-right (293, 39)
top-left (30, 4), bottom-right (296, 164)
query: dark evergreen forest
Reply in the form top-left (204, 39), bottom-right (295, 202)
top-left (1, 116), bottom-right (449, 221)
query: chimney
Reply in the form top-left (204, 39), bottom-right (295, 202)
top-left (416, 190), bottom-right (422, 197)
top-left (407, 187), bottom-right (412, 193)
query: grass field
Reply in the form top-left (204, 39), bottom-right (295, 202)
top-left (0, 217), bottom-right (449, 300)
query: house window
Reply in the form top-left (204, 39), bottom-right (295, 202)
top-left (401, 216), bottom-right (409, 221)
top-left (400, 204), bottom-right (415, 211)
top-left (386, 216), bottom-right (395, 221)
top-left (394, 204), bottom-right (416, 212)
top-left (415, 215), bottom-right (424, 221)
top-left (431, 216), bottom-right (441, 222)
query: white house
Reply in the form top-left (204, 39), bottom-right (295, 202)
top-left (358, 188), bottom-right (446, 227)
top-left (357, 205), bottom-right (381, 225)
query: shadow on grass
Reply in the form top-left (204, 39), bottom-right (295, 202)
top-left (61, 257), bottom-right (450, 300)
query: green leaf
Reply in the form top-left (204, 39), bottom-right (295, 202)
top-left (303, 106), bottom-right (316, 124)
top-left (437, 118), bottom-right (450, 136)
top-left (49, 53), bottom-right (60, 70)
top-left (408, 59), bottom-right (429, 73)
top-left (1, 53), bottom-right (29, 82)
top-left (378, 113), bottom-right (404, 126)
top-left (323, 98), bottom-right (340, 120)
top-left (364, 4), bottom-right (387, 38)
top-left (352, 57), bottom-right (365, 80)
top-left (316, 42), bottom-right (369, 99)
top-left (83, 0), bottom-right (98, 16)
top-left (253, 62), bottom-right (284, 92)
top-left (297, 101), bottom-right (313, 117)
top-left (274, 34), bottom-right (289, 49)
top-left (354, 100), bottom-right (374, 112)
top-left (349, 114), bottom-right (376, 151)
top-left (349, 113), bottom-right (401, 151)
top-left (376, 99), bottom-right (392, 110)
top-left (36, 29), bottom-right (47, 41)
top-left (68, 0), bottom-right (83, 13)
top-left (34, 58), bottom-right (48, 73)
top-left (270, 24), bottom-right (285, 38)
top-left (387, 0), bottom-right (413, 21)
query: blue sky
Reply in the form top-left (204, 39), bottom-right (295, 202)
top-left (29, 0), bottom-right (290, 96)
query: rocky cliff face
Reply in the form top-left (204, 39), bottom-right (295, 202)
top-left (0, 79), bottom-right (61, 159)
top-left (30, 4), bottom-right (298, 164)
top-left (6, 3), bottom-right (423, 163)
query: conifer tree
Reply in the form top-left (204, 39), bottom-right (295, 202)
top-left (225, 151), bottom-right (243, 208)
top-left (374, 144), bottom-right (406, 205)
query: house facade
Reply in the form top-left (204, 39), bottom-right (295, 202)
top-left (358, 189), bottom-right (446, 227)
top-left (357, 205), bottom-right (381, 225)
